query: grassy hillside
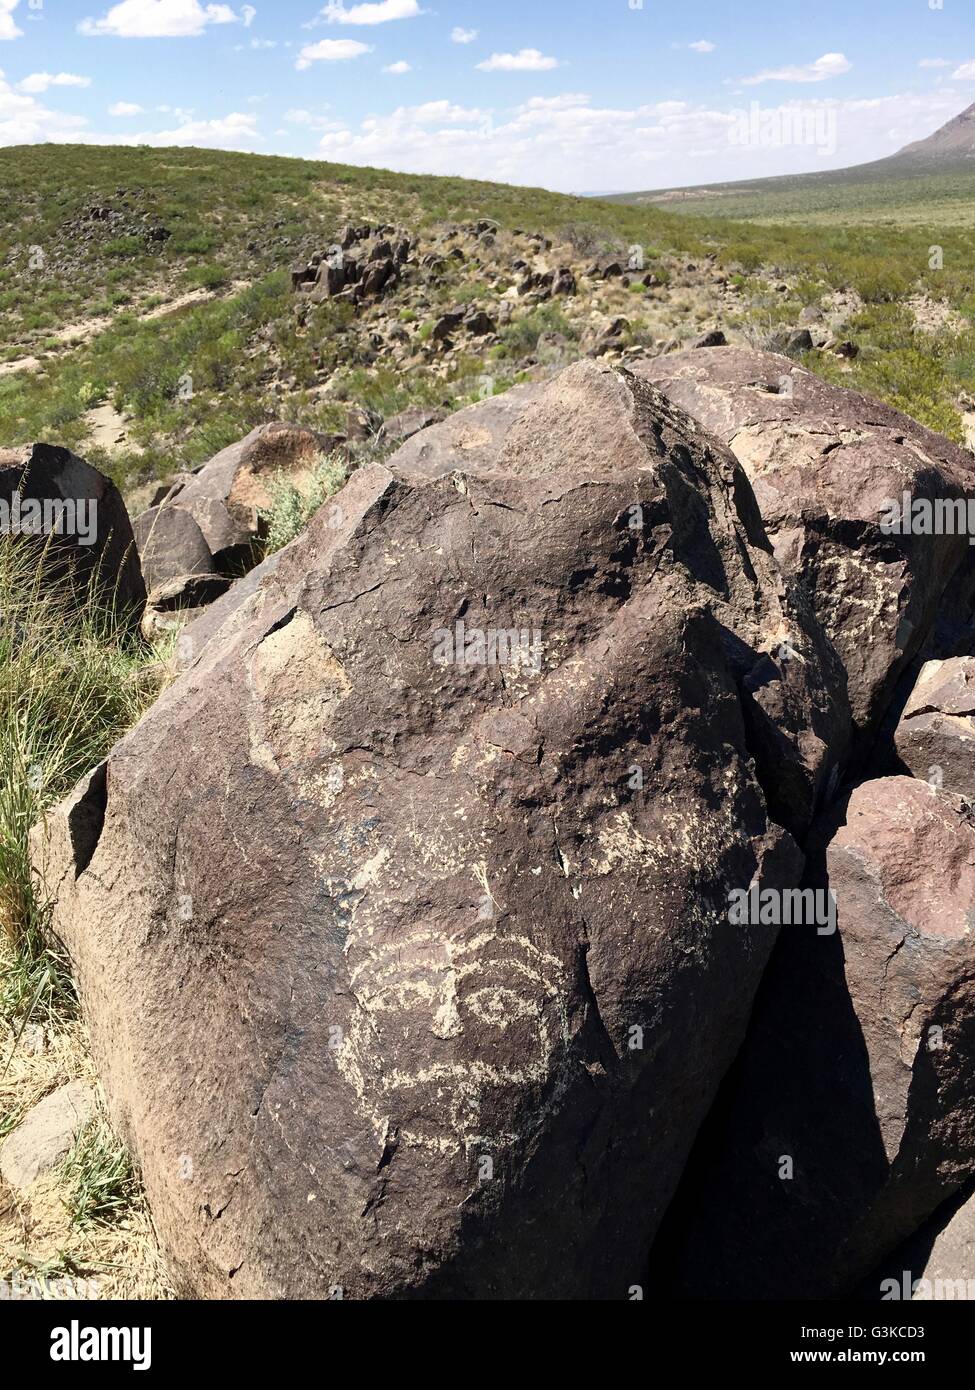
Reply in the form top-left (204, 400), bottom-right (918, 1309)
top-left (607, 162), bottom-right (975, 227)
top-left (0, 143), bottom-right (973, 499)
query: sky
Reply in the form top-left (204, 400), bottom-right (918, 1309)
top-left (0, 0), bottom-right (973, 192)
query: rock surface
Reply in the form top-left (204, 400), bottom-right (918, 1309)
top-left (660, 776), bottom-right (975, 1299)
top-left (133, 503), bottom-right (215, 592)
top-left (0, 1081), bottom-right (96, 1191)
top-left (894, 657), bottom-right (975, 797)
top-left (633, 348), bottom-right (975, 743)
top-left (866, 1182), bottom-right (975, 1299)
top-left (32, 360), bottom-right (856, 1300)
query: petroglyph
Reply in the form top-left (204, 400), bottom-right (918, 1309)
top-left (338, 923), bottom-right (569, 1155)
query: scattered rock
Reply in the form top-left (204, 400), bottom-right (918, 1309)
top-left (691, 329), bottom-right (727, 349)
top-left (0, 1081), bottom-right (96, 1191)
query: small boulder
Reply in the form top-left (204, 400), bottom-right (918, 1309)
top-left (133, 504), bottom-right (214, 592)
top-left (0, 1081), bottom-right (96, 1191)
top-left (691, 329), bottom-right (727, 349)
top-left (894, 657), bottom-right (975, 797)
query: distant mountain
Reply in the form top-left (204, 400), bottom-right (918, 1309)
top-left (898, 101), bottom-right (975, 161)
top-left (607, 102), bottom-right (975, 209)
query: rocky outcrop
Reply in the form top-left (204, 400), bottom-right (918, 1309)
top-left (633, 348), bottom-right (975, 744)
top-left (894, 657), bottom-right (975, 797)
top-left (0, 442), bottom-right (146, 623)
top-left (661, 776), bottom-right (975, 1300)
top-left (32, 360), bottom-right (854, 1300)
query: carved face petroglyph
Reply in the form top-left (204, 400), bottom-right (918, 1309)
top-left (337, 927), bottom-right (569, 1155)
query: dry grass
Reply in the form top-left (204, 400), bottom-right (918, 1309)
top-left (0, 1009), bottom-right (174, 1300)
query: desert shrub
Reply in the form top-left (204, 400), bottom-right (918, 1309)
top-left (259, 454), bottom-right (349, 554)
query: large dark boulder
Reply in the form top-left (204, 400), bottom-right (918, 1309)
top-left (634, 348), bottom-right (975, 745)
top-left (32, 361), bottom-right (850, 1299)
top-left (0, 442), bottom-right (145, 623)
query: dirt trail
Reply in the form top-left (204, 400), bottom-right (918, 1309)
top-left (0, 283), bottom-right (248, 380)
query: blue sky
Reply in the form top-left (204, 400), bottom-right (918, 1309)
top-left (0, 0), bottom-right (973, 191)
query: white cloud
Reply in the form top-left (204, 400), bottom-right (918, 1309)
top-left (0, 71), bottom-right (90, 142)
top-left (451, 26), bottom-right (477, 44)
top-left (64, 109), bottom-right (261, 148)
top-left (318, 0), bottom-right (421, 24)
top-left (79, 1), bottom-right (244, 38)
top-left (245, 37), bottom-right (276, 48)
top-left (742, 52), bottom-right (852, 86)
top-left (18, 72), bottom-right (92, 93)
top-left (952, 60), bottom-right (975, 80)
top-left (476, 49), bottom-right (560, 73)
top-left (108, 100), bottom-right (144, 114)
top-left (383, 60), bottom-right (411, 74)
top-left (919, 58), bottom-right (951, 69)
top-left (312, 89), bottom-right (962, 193)
top-left (0, 1), bottom-right (22, 43)
top-left (241, 3), bottom-right (255, 23)
top-left (689, 40), bottom-right (716, 54)
top-left (296, 38), bottom-right (370, 68)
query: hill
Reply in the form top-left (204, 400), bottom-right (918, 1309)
top-left (607, 103), bottom-right (975, 225)
top-left (0, 141), bottom-right (972, 504)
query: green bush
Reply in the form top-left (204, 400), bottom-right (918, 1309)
top-left (259, 454), bottom-right (349, 554)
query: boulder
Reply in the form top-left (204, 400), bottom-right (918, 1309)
top-left (133, 504), bottom-right (215, 592)
top-left (865, 1182), bottom-right (975, 1300)
top-left (173, 423), bottom-right (339, 571)
top-left (0, 443), bottom-right (146, 624)
top-left (634, 347), bottom-right (975, 743)
top-left (691, 330), bottom-right (727, 348)
top-left (0, 1081), bottom-right (96, 1191)
top-left (432, 312), bottom-right (464, 342)
top-left (464, 310), bottom-right (496, 337)
top-left (661, 776), bottom-right (975, 1299)
top-left (387, 381), bottom-right (548, 482)
top-left (383, 406), bottom-right (446, 444)
top-left (894, 657), bottom-right (975, 797)
top-left (32, 361), bottom-right (852, 1300)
